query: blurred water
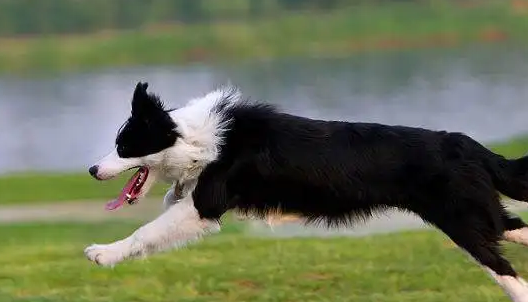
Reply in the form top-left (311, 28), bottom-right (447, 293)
top-left (0, 44), bottom-right (527, 174)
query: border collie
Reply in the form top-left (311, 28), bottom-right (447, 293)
top-left (86, 82), bottom-right (528, 301)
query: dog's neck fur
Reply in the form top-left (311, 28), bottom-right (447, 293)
top-left (159, 86), bottom-right (241, 186)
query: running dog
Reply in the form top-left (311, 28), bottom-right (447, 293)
top-left (86, 82), bottom-right (528, 301)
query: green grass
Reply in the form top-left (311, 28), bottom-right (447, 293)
top-left (1, 1), bottom-right (528, 74)
top-left (1, 218), bottom-right (528, 302)
top-left (1, 135), bottom-right (527, 205)
top-left (489, 135), bottom-right (528, 158)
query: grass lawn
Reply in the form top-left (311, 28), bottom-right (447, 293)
top-left (1, 135), bottom-right (527, 205)
top-left (2, 215), bottom-right (528, 302)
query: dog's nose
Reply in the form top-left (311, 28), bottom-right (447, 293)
top-left (88, 165), bottom-right (99, 179)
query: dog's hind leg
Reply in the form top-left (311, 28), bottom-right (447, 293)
top-left (502, 210), bottom-right (528, 247)
top-left (435, 217), bottom-right (528, 301)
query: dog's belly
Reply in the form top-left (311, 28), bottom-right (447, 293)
top-left (231, 183), bottom-right (390, 224)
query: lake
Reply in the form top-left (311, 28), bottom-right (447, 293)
top-left (1, 44), bottom-right (527, 174)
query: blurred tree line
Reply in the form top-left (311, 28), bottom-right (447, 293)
top-left (0, 0), bottom-right (376, 36)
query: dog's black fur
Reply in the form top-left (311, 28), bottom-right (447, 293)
top-left (189, 93), bottom-right (528, 278)
top-left (117, 83), bottom-right (528, 280)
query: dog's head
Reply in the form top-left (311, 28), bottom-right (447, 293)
top-left (88, 82), bottom-right (186, 210)
top-left (89, 82), bottom-right (237, 210)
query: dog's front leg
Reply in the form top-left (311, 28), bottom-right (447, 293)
top-left (84, 194), bottom-right (220, 267)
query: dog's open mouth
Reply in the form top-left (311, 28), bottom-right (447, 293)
top-left (105, 167), bottom-right (149, 210)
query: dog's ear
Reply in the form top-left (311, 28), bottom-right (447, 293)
top-left (131, 82), bottom-right (165, 116)
top-left (133, 82), bottom-right (148, 98)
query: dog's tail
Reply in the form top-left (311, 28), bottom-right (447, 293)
top-left (484, 149), bottom-right (528, 201)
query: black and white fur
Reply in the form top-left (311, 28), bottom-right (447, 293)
top-left (87, 82), bottom-right (528, 301)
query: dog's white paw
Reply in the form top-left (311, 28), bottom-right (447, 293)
top-left (84, 242), bottom-right (129, 267)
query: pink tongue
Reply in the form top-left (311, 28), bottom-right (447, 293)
top-left (105, 170), bottom-right (142, 211)
top-left (105, 198), bottom-right (125, 211)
